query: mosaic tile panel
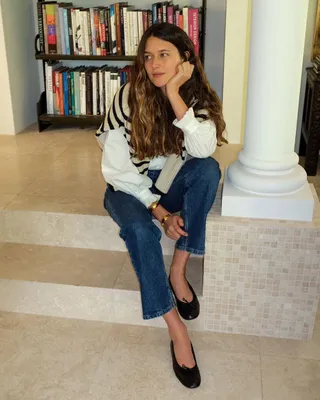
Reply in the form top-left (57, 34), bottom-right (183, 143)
top-left (203, 184), bottom-right (320, 339)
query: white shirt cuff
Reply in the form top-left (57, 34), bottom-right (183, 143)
top-left (173, 107), bottom-right (199, 135)
top-left (137, 189), bottom-right (161, 208)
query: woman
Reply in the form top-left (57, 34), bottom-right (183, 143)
top-left (96, 22), bottom-right (225, 389)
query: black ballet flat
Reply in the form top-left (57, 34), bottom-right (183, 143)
top-left (170, 340), bottom-right (201, 389)
top-left (169, 277), bottom-right (200, 320)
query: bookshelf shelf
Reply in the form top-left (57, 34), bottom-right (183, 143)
top-left (39, 113), bottom-right (104, 123)
top-left (36, 0), bottom-right (207, 132)
top-left (36, 53), bottom-right (135, 62)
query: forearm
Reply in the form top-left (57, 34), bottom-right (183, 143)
top-left (167, 89), bottom-right (188, 121)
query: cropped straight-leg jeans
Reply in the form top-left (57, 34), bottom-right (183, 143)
top-left (104, 157), bottom-right (221, 319)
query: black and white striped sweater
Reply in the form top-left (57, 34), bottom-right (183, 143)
top-left (96, 82), bottom-right (214, 194)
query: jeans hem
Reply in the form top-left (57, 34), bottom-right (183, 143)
top-left (175, 244), bottom-right (205, 256)
top-left (143, 303), bottom-right (176, 320)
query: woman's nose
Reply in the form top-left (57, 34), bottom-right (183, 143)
top-left (151, 57), bottom-right (161, 68)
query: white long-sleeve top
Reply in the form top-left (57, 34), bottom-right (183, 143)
top-left (101, 106), bottom-right (217, 208)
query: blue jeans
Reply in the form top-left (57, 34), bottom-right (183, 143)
top-left (104, 157), bottom-right (221, 319)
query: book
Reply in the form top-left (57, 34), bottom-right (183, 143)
top-left (37, 2), bottom-right (45, 53)
top-left (188, 7), bottom-right (199, 54)
top-left (90, 8), bottom-right (96, 55)
top-left (46, 4), bottom-right (57, 54)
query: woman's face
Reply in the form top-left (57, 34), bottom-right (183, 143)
top-left (144, 36), bottom-right (183, 92)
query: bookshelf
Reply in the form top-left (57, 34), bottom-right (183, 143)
top-left (35, 0), bottom-right (207, 132)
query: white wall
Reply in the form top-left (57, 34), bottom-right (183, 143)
top-left (222, 0), bottom-right (251, 144)
top-left (1, 0), bottom-right (40, 135)
top-left (0, 0), bottom-right (40, 135)
top-left (0, 3), bottom-right (15, 134)
top-left (33, 0), bottom-right (226, 99)
top-left (294, 0), bottom-right (318, 152)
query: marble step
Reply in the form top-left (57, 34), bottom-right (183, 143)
top-left (0, 209), bottom-right (176, 255)
top-left (0, 242), bottom-right (205, 331)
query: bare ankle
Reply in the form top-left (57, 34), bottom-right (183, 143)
top-left (169, 322), bottom-right (188, 342)
top-left (170, 269), bottom-right (186, 281)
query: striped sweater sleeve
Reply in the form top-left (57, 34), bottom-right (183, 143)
top-left (96, 83), bottom-right (130, 149)
top-left (98, 83), bottom-right (160, 208)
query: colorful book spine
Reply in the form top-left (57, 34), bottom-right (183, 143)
top-left (99, 9), bottom-right (107, 56)
top-left (71, 9), bottom-right (78, 55)
top-left (90, 8), bottom-right (97, 55)
top-left (59, 71), bottom-right (65, 115)
top-left (42, 4), bottom-right (48, 53)
top-left (189, 8), bottom-right (199, 54)
top-left (115, 3), bottom-right (122, 55)
top-left (167, 5), bottom-right (174, 24)
top-left (63, 71), bottom-right (69, 115)
top-left (67, 8), bottom-right (74, 55)
top-left (105, 8), bottom-right (111, 55)
top-left (46, 4), bottom-right (57, 54)
top-left (59, 7), bottom-right (66, 54)
top-left (74, 70), bottom-right (81, 115)
top-left (83, 10), bottom-right (90, 55)
top-left (37, 2), bottom-right (44, 53)
top-left (94, 9), bottom-right (101, 55)
top-left (182, 7), bottom-right (188, 35)
top-left (63, 8), bottom-right (70, 55)
top-left (71, 71), bottom-right (75, 114)
top-left (55, 70), bottom-right (61, 114)
top-left (54, 5), bottom-right (62, 54)
top-left (110, 5), bottom-right (117, 55)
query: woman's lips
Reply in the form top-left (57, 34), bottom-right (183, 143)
top-left (153, 73), bottom-right (164, 78)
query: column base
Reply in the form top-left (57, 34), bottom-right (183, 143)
top-left (221, 167), bottom-right (314, 221)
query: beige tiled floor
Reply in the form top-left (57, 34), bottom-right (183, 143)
top-left (1, 126), bottom-right (320, 399)
top-left (0, 309), bottom-right (320, 399)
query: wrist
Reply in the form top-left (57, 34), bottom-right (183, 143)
top-left (166, 86), bottom-right (180, 97)
top-left (152, 204), bottom-right (168, 222)
top-left (161, 213), bottom-right (171, 227)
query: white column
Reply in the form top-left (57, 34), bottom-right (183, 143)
top-left (221, 0), bottom-right (314, 222)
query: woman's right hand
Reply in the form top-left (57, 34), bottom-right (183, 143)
top-left (163, 215), bottom-right (188, 241)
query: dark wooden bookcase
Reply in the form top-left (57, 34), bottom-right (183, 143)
top-left (35, 0), bottom-right (207, 132)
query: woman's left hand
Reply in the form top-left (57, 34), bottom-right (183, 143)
top-left (166, 61), bottom-right (194, 94)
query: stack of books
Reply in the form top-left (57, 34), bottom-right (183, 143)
top-left (312, 55), bottom-right (320, 75)
top-left (45, 61), bottom-right (132, 116)
top-left (37, 1), bottom-right (202, 57)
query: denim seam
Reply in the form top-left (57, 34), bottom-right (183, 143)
top-left (143, 302), bottom-right (176, 320)
top-left (178, 171), bottom-right (190, 252)
top-left (175, 244), bottom-right (205, 255)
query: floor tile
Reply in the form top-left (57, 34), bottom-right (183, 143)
top-left (261, 355), bottom-right (320, 400)
top-left (189, 330), bottom-right (260, 355)
top-left (0, 321), bottom-right (108, 400)
top-left (18, 174), bottom-right (106, 199)
top-left (0, 194), bottom-right (16, 209)
top-left (0, 310), bottom-right (112, 338)
top-left (88, 338), bottom-right (262, 400)
top-left (259, 308), bottom-right (320, 361)
top-left (0, 243), bottom-right (126, 288)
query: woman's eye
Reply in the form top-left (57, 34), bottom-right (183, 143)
top-left (144, 55), bottom-right (152, 61)
top-left (161, 53), bottom-right (169, 57)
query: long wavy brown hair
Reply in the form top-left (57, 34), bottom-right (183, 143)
top-left (128, 23), bottom-right (226, 160)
